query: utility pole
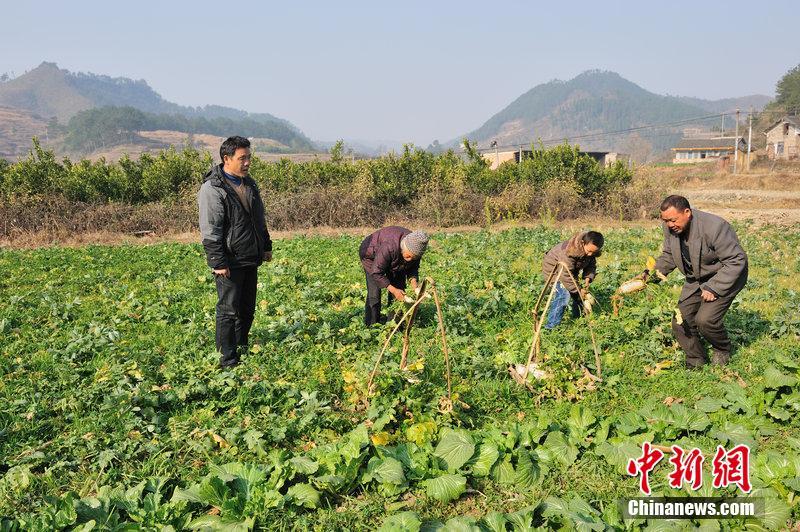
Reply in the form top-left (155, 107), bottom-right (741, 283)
top-left (721, 113), bottom-right (725, 136)
top-left (747, 107), bottom-right (753, 171)
top-left (733, 109), bottom-right (740, 174)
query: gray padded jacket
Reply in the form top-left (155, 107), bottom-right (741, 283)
top-left (197, 164), bottom-right (272, 270)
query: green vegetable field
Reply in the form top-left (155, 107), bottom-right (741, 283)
top-left (1, 225), bottom-right (799, 530)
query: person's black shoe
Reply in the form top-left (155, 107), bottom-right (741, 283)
top-left (220, 357), bottom-right (240, 369)
top-left (712, 351), bottom-right (730, 366)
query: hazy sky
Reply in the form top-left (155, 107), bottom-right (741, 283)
top-left (2, 0), bottom-right (797, 145)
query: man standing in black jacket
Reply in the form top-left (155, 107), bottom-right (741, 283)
top-left (198, 136), bottom-right (272, 368)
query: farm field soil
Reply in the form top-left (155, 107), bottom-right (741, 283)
top-left (1, 225), bottom-right (799, 530)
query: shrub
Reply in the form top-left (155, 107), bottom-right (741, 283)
top-left (2, 138), bottom-right (67, 199)
top-left (0, 139), bottom-right (640, 238)
top-left (139, 146), bottom-right (212, 202)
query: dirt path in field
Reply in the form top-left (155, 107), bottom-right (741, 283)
top-left (659, 164), bottom-right (800, 225)
top-left (0, 220), bottom-right (651, 249)
top-left (678, 188), bottom-right (800, 226)
top-left (2, 208), bottom-right (798, 249)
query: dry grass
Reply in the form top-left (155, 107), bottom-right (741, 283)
top-left (82, 130), bottom-right (326, 163)
top-left (0, 179), bottom-right (666, 248)
top-left (637, 161), bottom-right (800, 226)
top-left (637, 160), bottom-right (800, 191)
top-left (0, 106), bottom-right (49, 160)
top-left (5, 161), bottom-right (800, 249)
top-left (0, 220), bottom-right (675, 250)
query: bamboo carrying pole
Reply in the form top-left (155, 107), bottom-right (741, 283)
top-left (400, 278), bottom-right (428, 369)
top-left (519, 261), bottom-right (603, 384)
top-left (430, 281), bottom-right (452, 402)
top-left (526, 266), bottom-right (559, 364)
top-left (532, 266), bottom-right (559, 326)
top-left (367, 295), bottom-right (428, 393)
top-left (367, 277), bottom-right (453, 405)
top-left (559, 262), bottom-right (602, 379)
top-left (521, 265), bottom-right (563, 380)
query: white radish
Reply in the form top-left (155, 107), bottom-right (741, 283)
top-left (618, 279), bottom-right (646, 294)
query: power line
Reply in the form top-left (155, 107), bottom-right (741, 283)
top-left (538, 117), bottom-right (723, 145)
top-left (474, 112), bottom-right (724, 152)
top-left (472, 108), bottom-right (800, 153)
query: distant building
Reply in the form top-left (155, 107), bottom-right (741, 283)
top-left (671, 137), bottom-right (747, 164)
top-left (764, 116), bottom-right (800, 160)
top-left (581, 151), bottom-right (629, 168)
top-left (482, 148), bottom-right (522, 169)
top-left (682, 127), bottom-right (714, 138)
top-left (480, 147), bottom-right (629, 170)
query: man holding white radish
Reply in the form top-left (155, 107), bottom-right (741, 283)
top-left (646, 195), bottom-right (748, 368)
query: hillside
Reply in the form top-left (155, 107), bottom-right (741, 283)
top-left (0, 64), bottom-right (93, 121)
top-left (0, 107), bottom-right (50, 160)
top-left (459, 71), bottom-right (771, 161)
top-left (0, 62), bottom-right (313, 153)
top-left (676, 94), bottom-right (772, 114)
top-left (82, 131), bottom-right (316, 163)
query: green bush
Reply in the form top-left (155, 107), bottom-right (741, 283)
top-left (0, 157), bottom-right (9, 195)
top-left (1, 139), bottom-right (632, 208)
top-left (2, 138), bottom-right (67, 199)
top-left (139, 146), bottom-right (212, 202)
top-left (60, 158), bottom-right (113, 202)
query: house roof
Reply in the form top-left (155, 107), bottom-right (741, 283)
top-left (672, 137), bottom-right (742, 151)
top-left (764, 115), bottom-right (800, 133)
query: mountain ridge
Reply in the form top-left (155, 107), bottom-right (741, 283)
top-left (0, 62), bottom-right (312, 150)
top-left (456, 70), bottom-right (771, 160)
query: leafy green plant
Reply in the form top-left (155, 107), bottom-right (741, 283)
top-left (0, 225), bottom-right (798, 529)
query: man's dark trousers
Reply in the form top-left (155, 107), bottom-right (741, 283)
top-left (215, 266), bottom-right (258, 367)
top-left (672, 278), bottom-right (745, 368)
top-left (364, 271), bottom-right (406, 326)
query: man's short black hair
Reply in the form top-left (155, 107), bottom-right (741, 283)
top-left (582, 231), bottom-right (604, 248)
top-left (660, 195), bottom-right (691, 212)
top-left (220, 136), bottom-right (251, 161)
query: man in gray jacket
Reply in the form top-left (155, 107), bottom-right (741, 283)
top-left (198, 136), bottom-right (272, 368)
top-left (647, 195), bottom-right (748, 368)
